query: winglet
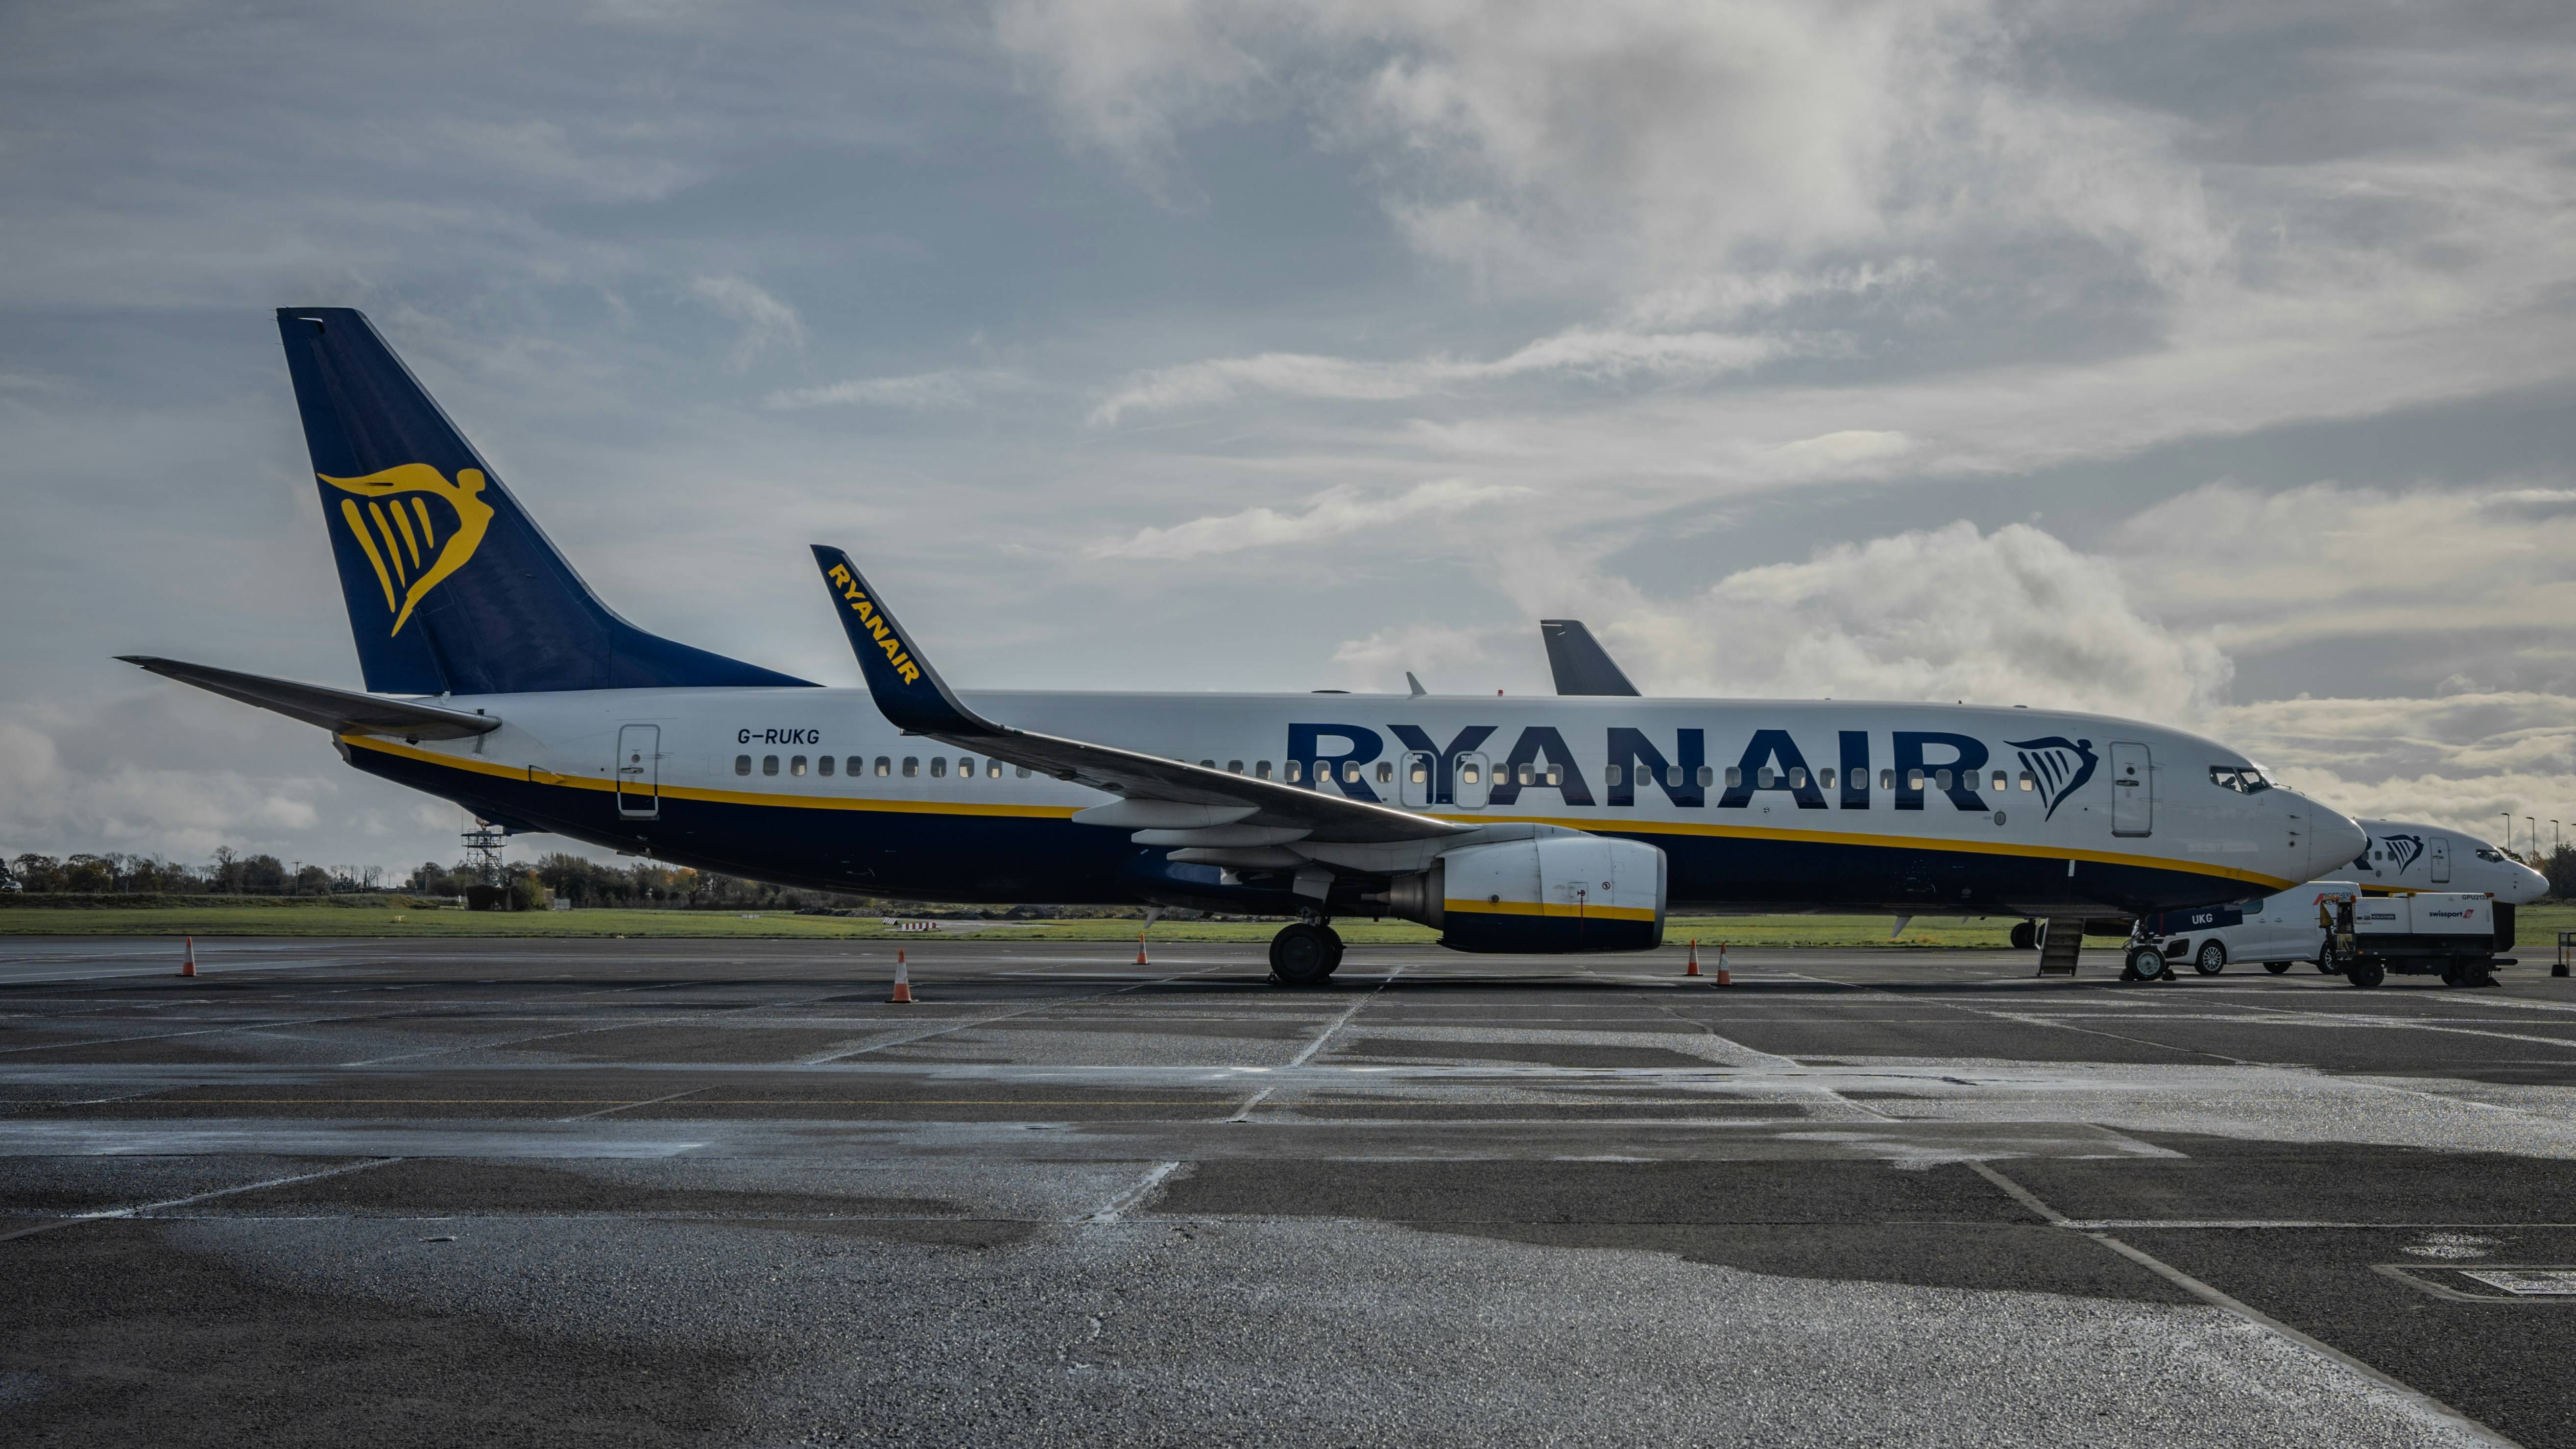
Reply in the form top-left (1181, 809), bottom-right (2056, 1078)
top-left (1540, 619), bottom-right (1640, 696)
top-left (809, 546), bottom-right (1002, 737)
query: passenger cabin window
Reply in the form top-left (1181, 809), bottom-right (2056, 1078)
top-left (2019, 771), bottom-right (2036, 791)
top-left (1606, 765), bottom-right (1625, 787)
top-left (1726, 767), bottom-right (1743, 789)
top-left (1517, 764), bottom-right (1533, 786)
top-left (1200, 760), bottom-right (1215, 769)
top-left (1907, 769), bottom-right (1925, 789)
top-left (1256, 761), bottom-right (1273, 780)
top-left (1991, 770), bottom-right (2007, 791)
top-left (1409, 760), bottom-right (1428, 784)
top-left (1699, 766), bottom-right (1716, 787)
top-left (1787, 768), bottom-right (1806, 789)
top-left (1344, 762), bottom-right (1363, 784)
top-left (989, 760), bottom-right (1003, 778)
top-left (1461, 763), bottom-right (1481, 784)
top-left (1285, 761), bottom-right (1302, 782)
top-left (873, 757), bottom-right (889, 777)
top-left (734, 755), bottom-right (751, 776)
top-left (1375, 761), bottom-right (1394, 784)
top-left (1757, 767), bottom-right (1775, 789)
top-left (790, 756), bottom-right (807, 776)
top-left (1228, 760), bottom-right (1244, 774)
top-left (818, 756), bottom-right (834, 777)
top-left (931, 757), bottom-right (946, 778)
top-left (958, 757), bottom-right (973, 777)
top-left (762, 755), bottom-right (779, 776)
top-left (1935, 769), bottom-right (1952, 790)
top-left (1879, 769), bottom-right (1894, 790)
top-left (1546, 765), bottom-right (1564, 786)
top-left (902, 757), bottom-right (919, 777)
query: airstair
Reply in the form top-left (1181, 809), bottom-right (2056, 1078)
top-left (2035, 918), bottom-right (2086, 976)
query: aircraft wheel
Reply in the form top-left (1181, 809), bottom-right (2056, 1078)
top-left (2121, 945), bottom-right (2165, 982)
top-left (2009, 920), bottom-right (2036, 950)
top-left (1319, 928), bottom-right (1345, 977)
top-left (2344, 958), bottom-right (2386, 989)
top-left (2263, 961), bottom-right (2291, 975)
top-left (2194, 941), bottom-right (2228, 975)
top-left (1269, 923), bottom-right (1338, 986)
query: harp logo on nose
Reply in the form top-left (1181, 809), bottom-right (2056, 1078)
top-left (321, 464), bottom-right (495, 636)
top-left (2376, 833), bottom-right (2425, 874)
top-left (2007, 736), bottom-right (2098, 821)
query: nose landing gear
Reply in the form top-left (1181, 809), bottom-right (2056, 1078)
top-left (1269, 921), bottom-right (1344, 985)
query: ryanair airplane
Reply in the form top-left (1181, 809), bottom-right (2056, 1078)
top-left (120, 308), bottom-right (2368, 983)
top-left (2341, 821), bottom-right (2548, 902)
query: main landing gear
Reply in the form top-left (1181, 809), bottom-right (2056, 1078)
top-left (1269, 921), bottom-right (1344, 986)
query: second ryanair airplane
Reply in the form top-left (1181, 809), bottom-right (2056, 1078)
top-left (123, 308), bottom-right (2368, 983)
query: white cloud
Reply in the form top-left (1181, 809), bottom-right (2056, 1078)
top-left (1088, 478), bottom-right (1531, 559)
top-left (1090, 326), bottom-right (1782, 423)
top-left (688, 274), bottom-right (805, 370)
top-left (765, 368), bottom-right (1026, 411)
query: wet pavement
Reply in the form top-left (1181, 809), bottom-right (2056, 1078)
top-left (6, 936), bottom-right (2576, 1447)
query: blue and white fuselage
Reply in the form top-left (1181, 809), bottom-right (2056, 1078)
top-left (338, 685), bottom-right (2357, 920)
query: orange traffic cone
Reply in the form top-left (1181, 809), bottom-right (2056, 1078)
top-left (1136, 934), bottom-right (1149, 966)
top-left (1685, 939), bottom-right (1700, 977)
top-left (1715, 942), bottom-right (1731, 987)
top-left (180, 935), bottom-right (197, 978)
top-left (890, 955), bottom-right (914, 1004)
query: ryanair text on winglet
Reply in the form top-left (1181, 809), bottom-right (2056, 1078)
top-left (827, 564), bottom-right (921, 685)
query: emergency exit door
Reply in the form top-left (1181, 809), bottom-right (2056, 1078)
top-left (615, 724), bottom-right (660, 819)
top-left (2109, 741), bottom-right (2151, 837)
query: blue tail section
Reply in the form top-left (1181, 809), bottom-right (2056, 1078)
top-left (276, 307), bottom-right (811, 696)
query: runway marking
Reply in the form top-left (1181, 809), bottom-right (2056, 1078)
top-left (1769, 968), bottom-right (2256, 1064)
top-left (1084, 1160), bottom-right (1182, 1224)
top-left (800, 966), bottom-right (1226, 1064)
top-left (1967, 1160), bottom-right (2523, 1449)
top-left (558, 1086), bottom-right (708, 1122)
top-left (0, 1014), bottom-right (344, 1058)
top-left (342, 985), bottom-right (860, 1066)
top-left (0, 1156), bottom-right (404, 1243)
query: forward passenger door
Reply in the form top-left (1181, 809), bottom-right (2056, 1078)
top-left (2109, 742), bottom-right (2151, 837)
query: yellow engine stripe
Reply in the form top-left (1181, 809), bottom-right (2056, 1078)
top-left (1444, 899), bottom-right (1659, 921)
top-left (339, 500), bottom-right (398, 611)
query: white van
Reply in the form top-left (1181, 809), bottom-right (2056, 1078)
top-left (2147, 883), bottom-right (2359, 976)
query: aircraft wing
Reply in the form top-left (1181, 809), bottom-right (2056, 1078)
top-left (808, 546), bottom-right (1465, 845)
top-left (116, 656), bottom-right (502, 741)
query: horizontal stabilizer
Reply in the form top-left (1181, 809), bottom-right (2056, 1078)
top-left (1540, 619), bottom-right (1640, 696)
top-left (117, 656), bottom-right (501, 741)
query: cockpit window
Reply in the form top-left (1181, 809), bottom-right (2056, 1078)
top-left (2476, 848), bottom-right (2506, 863)
top-left (2209, 765), bottom-right (2273, 795)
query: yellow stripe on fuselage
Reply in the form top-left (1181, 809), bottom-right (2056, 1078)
top-left (339, 735), bottom-right (2297, 889)
top-left (1444, 898), bottom-right (1660, 921)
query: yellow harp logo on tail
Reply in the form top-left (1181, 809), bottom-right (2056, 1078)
top-left (321, 464), bottom-right (496, 636)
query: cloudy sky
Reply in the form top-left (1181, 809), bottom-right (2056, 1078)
top-left (4, 0), bottom-right (2574, 874)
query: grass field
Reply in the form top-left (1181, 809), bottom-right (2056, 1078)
top-left (8, 900), bottom-right (2567, 950)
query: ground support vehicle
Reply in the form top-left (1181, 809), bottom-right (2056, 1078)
top-left (2323, 891), bottom-right (2514, 989)
top-left (2132, 885), bottom-right (2360, 978)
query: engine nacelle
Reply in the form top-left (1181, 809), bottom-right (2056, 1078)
top-left (1375, 835), bottom-right (1665, 954)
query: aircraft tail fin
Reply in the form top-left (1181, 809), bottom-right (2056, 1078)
top-left (275, 307), bottom-right (810, 696)
top-left (1540, 619), bottom-right (1640, 696)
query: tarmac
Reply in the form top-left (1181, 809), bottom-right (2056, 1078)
top-left (7, 935), bottom-right (2576, 1447)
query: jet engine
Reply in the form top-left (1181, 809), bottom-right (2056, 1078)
top-left (1372, 835), bottom-right (1665, 953)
